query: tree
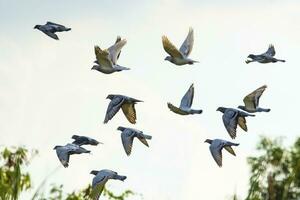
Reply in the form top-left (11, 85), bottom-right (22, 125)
top-left (245, 136), bottom-right (300, 200)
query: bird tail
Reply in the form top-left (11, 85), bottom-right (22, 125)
top-left (191, 109), bottom-right (203, 114)
top-left (114, 65), bottom-right (130, 71)
top-left (260, 108), bottom-right (271, 112)
top-left (278, 59), bottom-right (285, 62)
top-left (65, 28), bottom-right (71, 31)
top-left (245, 60), bottom-right (251, 64)
top-left (144, 134), bottom-right (152, 140)
top-left (115, 175), bottom-right (127, 181)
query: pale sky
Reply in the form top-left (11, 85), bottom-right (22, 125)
top-left (1, 0), bottom-right (300, 199)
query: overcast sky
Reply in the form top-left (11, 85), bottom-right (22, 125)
top-left (0, 0), bottom-right (300, 199)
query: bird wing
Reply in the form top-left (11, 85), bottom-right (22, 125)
top-left (222, 110), bottom-right (238, 139)
top-left (237, 116), bottom-right (248, 132)
top-left (91, 175), bottom-right (108, 200)
top-left (94, 46), bottom-right (113, 69)
top-left (224, 145), bottom-right (236, 156)
top-left (137, 135), bottom-right (149, 147)
top-left (46, 21), bottom-right (65, 28)
top-left (108, 39), bottom-right (127, 65)
top-left (179, 27), bottom-right (194, 57)
top-left (115, 36), bottom-right (122, 59)
top-left (243, 85), bottom-right (267, 109)
top-left (121, 103), bottom-right (137, 124)
top-left (104, 96), bottom-right (124, 123)
top-left (121, 130), bottom-right (135, 156)
top-left (263, 44), bottom-right (276, 57)
top-left (209, 144), bottom-right (223, 167)
top-left (56, 148), bottom-right (70, 168)
top-left (162, 36), bottom-right (183, 58)
top-left (167, 103), bottom-right (186, 115)
top-left (180, 84), bottom-right (194, 109)
top-left (43, 31), bottom-right (59, 40)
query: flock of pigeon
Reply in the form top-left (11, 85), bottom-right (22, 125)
top-left (34, 21), bottom-right (285, 199)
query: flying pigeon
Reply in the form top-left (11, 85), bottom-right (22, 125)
top-left (104, 94), bottom-right (143, 124)
top-left (245, 44), bottom-right (285, 64)
top-left (162, 27), bottom-right (198, 66)
top-left (90, 169), bottom-right (127, 200)
top-left (238, 85), bottom-right (271, 113)
top-left (71, 135), bottom-right (103, 146)
top-left (168, 83), bottom-right (203, 115)
top-left (217, 107), bottom-right (255, 139)
top-left (91, 37), bottom-right (130, 74)
top-left (117, 126), bottom-right (152, 156)
top-left (205, 139), bottom-right (239, 167)
top-left (34, 21), bottom-right (71, 40)
top-left (53, 143), bottom-right (90, 168)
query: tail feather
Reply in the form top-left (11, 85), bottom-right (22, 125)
top-left (144, 134), bottom-right (152, 140)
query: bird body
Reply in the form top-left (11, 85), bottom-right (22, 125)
top-left (117, 126), bottom-right (152, 156)
top-left (34, 21), bottom-right (71, 40)
top-left (205, 139), bottom-right (239, 167)
top-left (71, 135), bottom-right (102, 146)
top-left (90, 169), bottom-right (126, 200)
top-left (238, 85), bottom-right (271, 113)
top-left (92, 37), bottom-right (130, 74)
top-left (162, 27), bottom-right (198, 66)
top-left (168, 83), bottom-right (203, 115)
top-left (246, 44), bottom-right (285, 64)
top-left (104, 94), bottom-right (143, 124)
top-left (53, 143), bottom-right (90, 168)
top-left (217, 107), bottom-right (255, 139)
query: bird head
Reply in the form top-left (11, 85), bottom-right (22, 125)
top-left (117, 126), bottom-right (126, 131)
top-left (91, 65), bottom-right (99, 70)
top-left (247, 54), bottom-right (255, 59)
top-left (216, 107), bottom-right (226, 113)
top-left (204, 139), bottom-right (213, 144)
top-left (34, 25), bottom-right (41, 29)
top-left (106, 94), bottom-right (115, 100)
top-left (164, 56), bottom-right (172, 62)
top-left (53, 145), bottom-right (62, 150)
top-left (90, 170), bottom-right (99, 175)
top-left (71, 135), bottom-right (80, 140)
top-left (237, 105), bottom-right (245, 110)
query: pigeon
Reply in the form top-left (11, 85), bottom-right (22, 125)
top-left (117, 126), bottom-right (152, 156)
top-left (104, 94), bottom-right (143, 124)
top-left (205, 139), bottom-right (239, 167)
top-left (238, 85), bottom-right (271, 113)
top-left (71, 135), bottom-right (103, 146)
top-left (167, 83), bottom-right (203, 115)
top-left (90, 169), bottom-right (127, 200)
top-left (91, 37), bottom-right (130, 74)
top-left (34, 21), bottom-right (71, 40)
top-left (162, 27), bottom-right (198, 66)
top-left (217, 107), bottom-right (255, 139)
top-left (245, 44), bottom-right (285, 64)
top-left (53, 143), bottom-right (90, 168)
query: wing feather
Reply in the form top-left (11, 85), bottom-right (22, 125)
top-left (179, 27), bottom-right (194, 57)
top-left (162, 36), bottom-right (183, 58)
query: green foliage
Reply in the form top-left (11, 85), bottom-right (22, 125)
top-left (0, 147), bottom-right (37, 200)
top-left (246, 136), bottom-right (300, 200)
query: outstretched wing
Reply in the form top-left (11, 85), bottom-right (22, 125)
top-left (180, 83), bottom-right (194, 109)
top-left (104, 96), bottom-right (124, 123)
top-left (108, 39), bottom-right (127, 64)
top-left (91, 175), bottom-right (108, 200)
top-left (94, 46), bottom-right (113, 68)
top-left (162, 36), bottom-right (183, 58)
top-left (121, 130), bottom-right (135, 155)
top-left (43, 31), bottom-right (59, 40)
top-left (121, 103), bottom-right (137, 124)
top-left (46, 21), bottom-right (65, 27)
top-left (209, 144), bottom-right (223, 167)
top-left (179, 27), bottom-right (194, 57)
top-left (237, 116), bottom-right (248, 132)
top-left (224, 145), bottom-right (236, 156)
top-left (222, 110), bottom-right (238, 139)
top-left (263, 44), bottom-right (276, 57)
top-left (243, 85), bottom-right (267, 109)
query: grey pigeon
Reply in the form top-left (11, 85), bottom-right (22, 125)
top-left (238, 85), bottom-right (271, 113)
top-left (91, 37), bottom-right (130, 74)
top-left (217, 107), bottom-right (255, 139)
top-left (205, 139), bottom-right (239, 167)
top-left (90, 169), bottom-right (126, 200)
top-left (71, 135), bottom-right (103, 146)
top-left (246, 44), bottom-right (285, 64)
top-left (53, 143), bottom-right (90, 168)
top-left (104, 94), bottom-right (143, 124)
top-left (162, 27), bottom-right (198, 66)
top-left (168, 83), bottom-right (203, 115)
top-left (117, 126), bottom-right (152, 156)
top-left (34, 21), bottom-right (71, 40)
